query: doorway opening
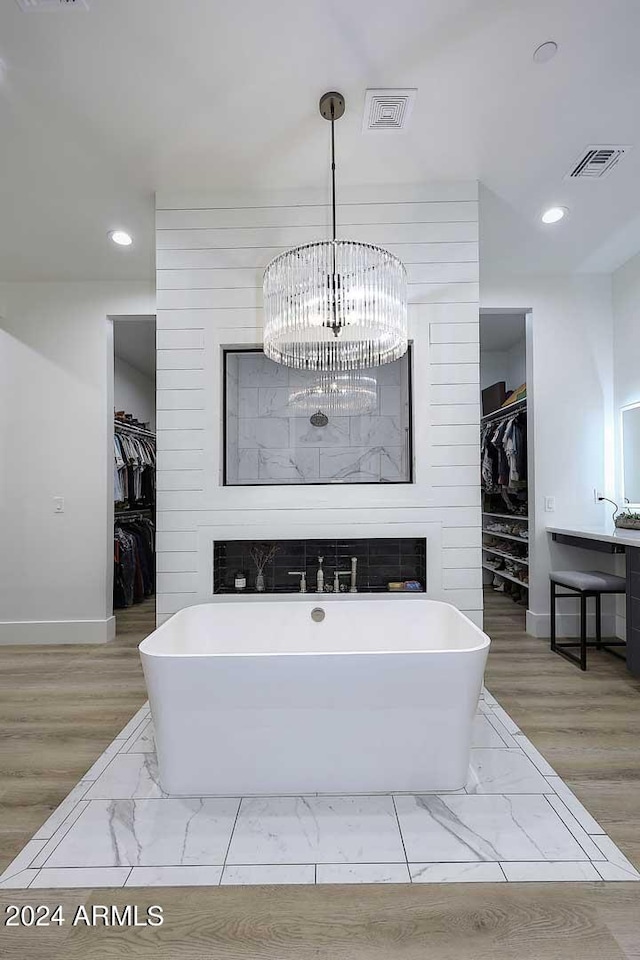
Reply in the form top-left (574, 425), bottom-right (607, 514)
top-left (112, 316), bottom-right (156, 642)
top-left (480, 310), bottom-right (531, 631)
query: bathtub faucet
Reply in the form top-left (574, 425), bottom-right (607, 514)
top-left (332, 557), bottom-right (358, 593)
top-left (333, 569), bottom-right (352, 593)
top-left (288, 571), bottom-right (307, 593)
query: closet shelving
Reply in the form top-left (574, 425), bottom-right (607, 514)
top-left (481, 564), bottom-right (529, 589)
top-left (482, 546), bottom-right (528, 565)
top-left (481, 398), bottom-right (529, 599)
top-left (114, 418), bottom-right (155, 440)
top-left (480, 527), bottom-right (527, 544)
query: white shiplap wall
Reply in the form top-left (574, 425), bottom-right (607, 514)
top-left (155, 183), bottom-right (481, 625)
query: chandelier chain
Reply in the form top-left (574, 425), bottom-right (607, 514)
top-left (330, 98), bottom-right (337, 243)
top-left (330, 99), bottom-right (338, 336)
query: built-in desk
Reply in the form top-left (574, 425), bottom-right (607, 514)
top-left (547, 524), bottom-right (640, 677)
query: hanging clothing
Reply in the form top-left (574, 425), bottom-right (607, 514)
top-left (114, 518), bottom-right (155, 608)
top-left (114, 427), bottom-right (155, 509)
top-left (114, 418), bottom-right (156, 609)
top-left (114, 435), bottom-right (126, 503)
top-left (503, 414), bottom-right (527, 486)
top-left (481, 410), bottom-right (527, 493)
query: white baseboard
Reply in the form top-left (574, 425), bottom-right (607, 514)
top-left (526, 609), bottom-right (542, 637)
top-left (0, 617), bottom-right (116, 645)
top-left (526, 610), bottom-right (617, 639)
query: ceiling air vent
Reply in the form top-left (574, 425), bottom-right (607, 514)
top-left (15, 0), bottom-right (89, 10)
top-left (566, 145), bottom-right (629, 179)
top-left (363, 89), bottom-right (417, 133)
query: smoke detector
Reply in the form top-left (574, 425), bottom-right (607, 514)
top-left (15, 0), bottom-right (89, 10)
top-left (566, 145), bottom-right (630, 179)
top-left (363, 89), bottom-right (417, 133)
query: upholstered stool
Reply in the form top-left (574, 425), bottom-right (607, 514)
top-left (550, 571), bottom-right (626, 670)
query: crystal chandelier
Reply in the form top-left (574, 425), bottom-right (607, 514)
top-left (289, 371), bottom-right (378, 416)
top-left (263, 92), bottom-right (408, 371)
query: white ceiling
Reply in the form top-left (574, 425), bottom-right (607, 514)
top-left (2, 0), bottom-right (640, 281)
top-left (114, 317), bottom-right (156, 379)
top-left (480, 312), bottom-right (526, 352)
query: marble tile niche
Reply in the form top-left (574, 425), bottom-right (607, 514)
top-left (212, 536), bottom-right (427, 593)
top-left (224, 350), bottom-right (411, 485)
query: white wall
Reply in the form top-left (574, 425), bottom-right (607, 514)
top-left (480, 339), bottom-right (525, 392)
top-left (611, 251), bottom-right (640, 638)
top-left (480, 349), bottom-right (509, 391)
top-left (114, 354), bottom-right (156, 430)
top-left (613, 250), bottom-right (640, 500)
top-left (155, 183), bottom-right (482, 626)
top-left (0, 281), bottom-right (155, 644)
top-left (506, 339), bottom-right (526, 392)
top-left (481, 273), bottom-right (615, 636)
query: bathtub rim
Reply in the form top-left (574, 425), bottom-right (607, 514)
top-left (139, 597), bottom-right (490, 659)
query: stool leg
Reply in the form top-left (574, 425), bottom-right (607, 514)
top-left (595, 593), bottom-right (602, 649)
top-left (550, 580), bottom-right (556, 651)
top-left (580, 593), bottom-right (587, 671)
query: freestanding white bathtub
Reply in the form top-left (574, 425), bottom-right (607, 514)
top-left (140, 596), bottom-right (489, 795)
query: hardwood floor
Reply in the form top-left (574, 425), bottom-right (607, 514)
top-left (0, 598), bottom-right (153, 872)
top-left (1, 590), bottom-right (640, 960)
top-left (484, 589), bottom-right (640, 869)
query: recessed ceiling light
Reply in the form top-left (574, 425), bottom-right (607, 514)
top-left (108, 230), bottom-right (133, 246)
top-left (541, 206), bottom-right (568, 224)
top-left (533, 41), bottom-right (558, 64)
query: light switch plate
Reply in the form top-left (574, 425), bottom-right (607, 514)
top-left (53, 496), bottom-right (64, 514)
top-left (544, 496), bottom-right (556, 512)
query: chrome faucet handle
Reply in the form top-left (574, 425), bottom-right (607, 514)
top-left (288, 571), bottom-right (307, 593)
top-left (337, 570), bottom-right (351, 593)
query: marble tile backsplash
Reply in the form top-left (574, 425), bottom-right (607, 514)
top-left (213, 537), bottom-right (427, 594)
top-left (224, 350), bottom-right (411, 485)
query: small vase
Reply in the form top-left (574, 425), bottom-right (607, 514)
top-left (255, 571), bottom-right (265, 592)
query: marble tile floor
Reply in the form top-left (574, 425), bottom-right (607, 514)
top-left (1, 689), bottom-right (638, 889)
